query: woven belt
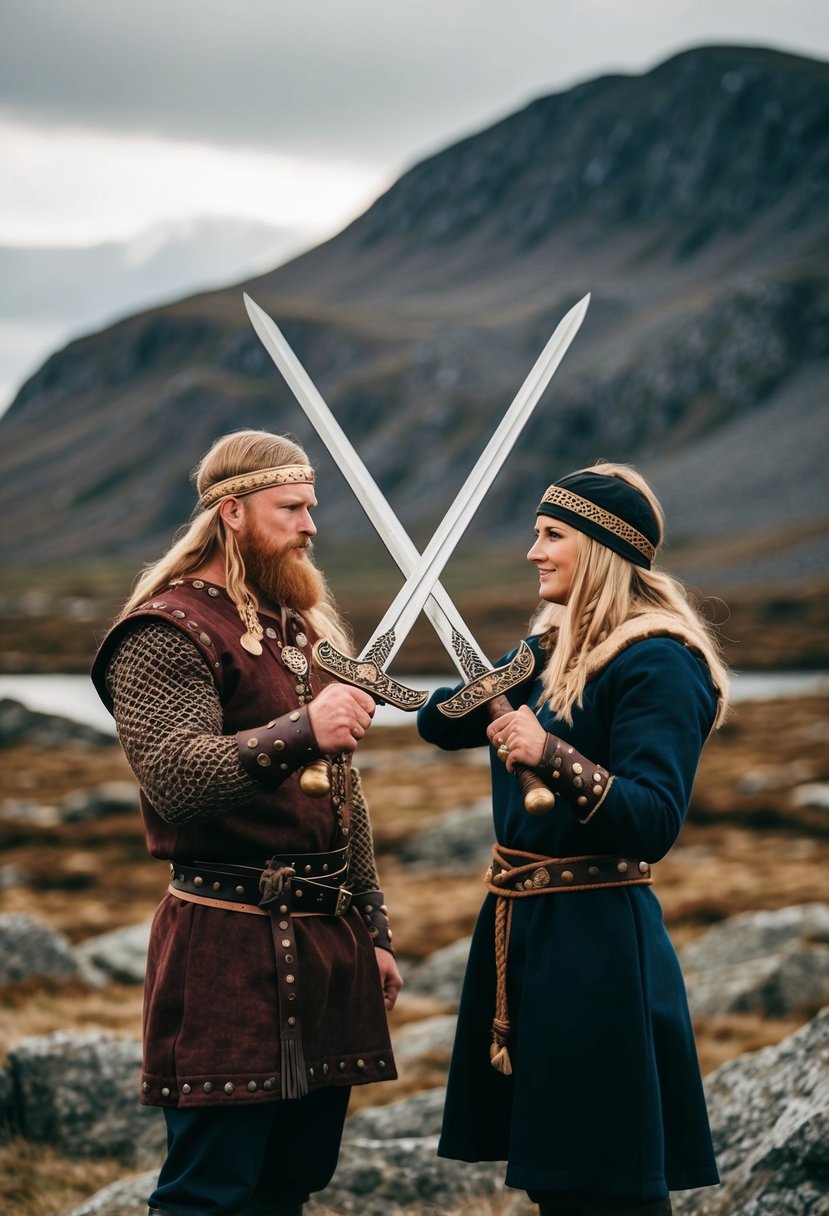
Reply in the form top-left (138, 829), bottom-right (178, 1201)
top-left (168, 850), bottom-right (350, 1099)
top-left (485, 845), bottom-right (653, 1076)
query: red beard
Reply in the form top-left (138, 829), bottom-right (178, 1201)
top-left (237, 523), bottom-right (325, 613)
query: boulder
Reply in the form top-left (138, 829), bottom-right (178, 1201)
top-left (62, 1170), bottom-right (157, 1216)
top-left (681, 904), bottom-right (829, 1018)
top-left (8, 1030), bottom-right (165, 1165)
top-left (344, 1087), bottom-right (446, 1141)
top-left (403, 936), bottom-right (471, 1007)
top-left (397, 799), bottom-right (493, 868)
top-left (74, 923), bottom-right (151, 985)
top-left (0, 913), bottom-right (88, 986)
top-left (304, 1136), bottom-right (517, 1216)
top-left (675, 1007), bottom-right (829, 1215)
top-left (392, 1015), bottom-right (458, 1063)
top-left (58, 782), bottom-right (138, 822)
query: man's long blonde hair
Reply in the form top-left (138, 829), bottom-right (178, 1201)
top-left (529, 462), bottom-right (729, 725)
top-left (117, 429), bottom-right (353, 654)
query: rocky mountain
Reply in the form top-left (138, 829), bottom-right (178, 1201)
top-left (2, 44), bottom-right (828, 592)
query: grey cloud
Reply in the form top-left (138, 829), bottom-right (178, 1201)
top-left (6, 0), bottom-right (827, 164)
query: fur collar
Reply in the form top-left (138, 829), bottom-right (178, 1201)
top-left (580, 611), bottom-right (728, 725)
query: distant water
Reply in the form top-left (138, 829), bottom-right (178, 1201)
top-left (0, 670), bottom-right (827, 735)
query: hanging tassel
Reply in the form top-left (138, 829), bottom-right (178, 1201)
top-left (489, 1017), bottom-right (513, 1076)
top-left (280, 1034), bottom-right (309, 1099)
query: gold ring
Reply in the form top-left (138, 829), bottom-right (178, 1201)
top-left (497, 743), bottom-right (510, 760)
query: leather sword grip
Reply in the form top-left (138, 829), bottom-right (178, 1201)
top-left (488, 694), bottom-right (556, 815)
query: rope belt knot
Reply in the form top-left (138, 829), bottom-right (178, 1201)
top-left (484, 845), bottom-right (653, 1076)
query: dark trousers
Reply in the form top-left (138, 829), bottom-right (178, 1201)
top-left (148, 1087), bottom-right (351, 1215)
top-left (531, 1193), bottom-right (672, 1216)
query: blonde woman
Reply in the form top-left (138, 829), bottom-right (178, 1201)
top-left (417, 463), bottom-right (728, 1216)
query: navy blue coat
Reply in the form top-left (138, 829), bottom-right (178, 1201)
top-left (417, 626), bottom-right (721, 1200)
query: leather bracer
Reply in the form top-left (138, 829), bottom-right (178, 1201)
top-left (236, 706), bottom-right (320, 785)
top-left (355, 890), bottom-right (394, 954)
top-left (537, 732), bottom-right (614, 823)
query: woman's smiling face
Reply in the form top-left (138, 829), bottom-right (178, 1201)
top-left (527, 515), bottom-right (582, 604)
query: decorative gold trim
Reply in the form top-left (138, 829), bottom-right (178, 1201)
top-left (200, 464), bottom-right (315, 509)
top-left (312, 639), bottom-right (429, 710)
top-left (436, 640), bottom-right (536, 718)
top-left (538, 485), bottom-right (655, 563)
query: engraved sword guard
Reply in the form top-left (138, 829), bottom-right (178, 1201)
top-left (436, 641), bottom-right (536, 718)
top-left (312, 639), bottom-right (429, 711)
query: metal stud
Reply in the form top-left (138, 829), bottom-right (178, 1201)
top-left (248, 1080), bottom-right (257, 1091)
top-left (182, 1084), bottom-right (191, 1094)
top-left (560, 870), bottom-right (574, 882)
top-left (235, 886), bottom-right (245, 896)
top-left (282, 939), bottom-right (291, 948)
top-left (263, 1078), bottom-right (274, 1090)
top-left (378, 1060), bottom-right (386, 1069)
top-left (577, 796), bottom-right (588, 806)
top-left (266, 628), bottom-right (277, 639)
top-left (588, 866), bottom-right (599, 877)
top-left (203, 1082), bottom-right (213, 1093)
top-left (142, 1082), bottom-right (151, 1093)
top-left (161, 1087), bottom-right (171, 1097)
top-left (199, 633), bottom-right (212, 646)
top-left (208, 586), bottom-right (220, 597)
top-left (247, 737), bottom-right (258, 748)
top-left (356, 1059), bottom-right (366, 1070)
top-left (617, 861), bottom-right (629, 873)
top-left (257, 754), bottom-right (271, 767)
top-left (289, 711), bottom-right (301, 722)
top-left (572, 762), bottom-right (583, 774)
top-left (639, 861), bottom-right (650, 874)
top-left (288, 1016), bottom-right (297, 1027)
top-left (338, 1061), bottom-right (346, 1071)
top-left (593, 785), bottom-right (603, 795)
top-left (193, 876), bottom-right (204, 887)
top-left (193, 580), bottom-right (204, 588)
top-left (323, 1063), bottom-right (329, 1075)
top-left (224, 1082), bottom-right (235, 1094)
top-left (212, 881), bottom-right (221, 892)
top-left (274, 739), bottom-right (285, 750)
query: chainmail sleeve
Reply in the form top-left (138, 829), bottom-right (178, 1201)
top-left (347, 766), bottom-right (381, 894)
top-left (348, 766), bottom-right (394, 953)
top-left (106, 622), bottom-right (257, 824)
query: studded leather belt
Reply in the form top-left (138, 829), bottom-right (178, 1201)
top-left (168, 849), bottom-right (350, 1100)
top-left (169, 850), bottom-right (352, 918)
top-left (485, 845), bottom-right (653, 1078)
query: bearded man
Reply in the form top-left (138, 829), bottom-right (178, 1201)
top-left (92, 430), bottom-right (402, 1216)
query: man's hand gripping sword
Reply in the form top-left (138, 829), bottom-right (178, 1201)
top-left (244, 293), bottom-right (590, 813)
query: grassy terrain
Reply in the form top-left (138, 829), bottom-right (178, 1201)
top-left (1, 693), bottom-right (828, 1214)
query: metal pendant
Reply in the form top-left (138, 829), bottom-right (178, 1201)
top-left (281, 645), bottom-right (309, 676)
top-left (240, 632), bottom-right (263, 656)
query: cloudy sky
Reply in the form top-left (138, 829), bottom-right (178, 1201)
top-left (2, 0), bottom-right (828, 412)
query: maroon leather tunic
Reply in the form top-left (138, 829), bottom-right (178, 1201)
top-left (92, 581), bottom-right (396, 1107)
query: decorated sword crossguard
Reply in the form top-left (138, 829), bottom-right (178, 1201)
top-left (436, 641), bottom-right (536, 717)
top-left (313, 639), bottom-right (430, 711)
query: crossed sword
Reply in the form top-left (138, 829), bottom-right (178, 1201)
top-left (244, 292), bottom-right (589, 813)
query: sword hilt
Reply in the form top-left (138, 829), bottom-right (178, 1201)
top-left (486, 692), bottom-right (556, 816)
top-left (312, 640), bottom-right (429, 711)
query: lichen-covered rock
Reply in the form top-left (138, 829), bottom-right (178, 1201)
top-left (8, 1030), bottom-right (164, 1165)
top-left (74, 923), bottom-right (151, 985)
top-left (674, 1008), bottom-right (829, 1215)
top-left (0, 913), bottom-right (87, 986)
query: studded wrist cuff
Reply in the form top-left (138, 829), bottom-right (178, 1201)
top-left (538, 733), bottom-right (613, 823)
top-left (355, 890), bottom-right (394, 954)
top-left (236, 707), bottom-right (320, 784)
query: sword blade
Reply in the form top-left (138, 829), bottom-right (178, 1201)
top-left (358, 292), bottom-right (590, 669)
top-left (244, 293), bottom-right (489, 680)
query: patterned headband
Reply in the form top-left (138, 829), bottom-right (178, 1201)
top-left (199, 464), bottom-right (315, 510)
top-left (536, 473), bottom-right (659, 569)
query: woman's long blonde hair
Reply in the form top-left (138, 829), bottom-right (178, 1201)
top-left (117, 429), bottom-right (353, 654)
top-left (529, 462), bottom-right (729, 726)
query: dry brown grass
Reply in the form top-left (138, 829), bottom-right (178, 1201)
top-left (1, 695), bottom-right (828, 1215)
